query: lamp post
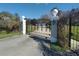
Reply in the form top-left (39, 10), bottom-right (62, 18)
top-left (50, 8), bottom-right (59, 43)
top-left (22, 16), bottom-right (26, 35)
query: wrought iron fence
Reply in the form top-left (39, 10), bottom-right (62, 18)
top-left (58, 15), bottom-right (79, 50)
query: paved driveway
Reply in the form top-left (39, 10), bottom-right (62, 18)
top-left (0, 35), bottom-right (43, 56)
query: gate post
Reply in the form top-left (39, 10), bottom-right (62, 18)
top-left (50, 8), bottom-right (59, 43)
top-left (22, 16), bottom-right (26, 35)
top-left (69, 14), bottom-right (72, 48)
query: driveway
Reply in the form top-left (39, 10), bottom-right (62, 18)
top-left (0, 35), bottom-right (43, 56)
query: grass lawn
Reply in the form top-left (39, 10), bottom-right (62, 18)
top-left (71, 26), bottom-right (79, 41)
top-left (51, 43), bottom-right (66, 52)
top-left (63, 25), bottom-right (79, 41)
top-left (0, 31), bottom-right (21, 39)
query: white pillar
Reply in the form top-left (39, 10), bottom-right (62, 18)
top-left (50, 8), bottom-right (59, 43)
top-left (22, 16), bottom-right (26, 35)
top-left (50, 15), bottom-right (59, 43)
top-left (50, 18), bottom-right (58, 43)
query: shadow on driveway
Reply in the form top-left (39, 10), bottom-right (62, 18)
top-left (30, 35), bottom-right (79, 56)
top-left (30, 36), bottom-right (64, 56)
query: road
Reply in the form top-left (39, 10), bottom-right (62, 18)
top-left (0, 35), bottom-right (43, 56)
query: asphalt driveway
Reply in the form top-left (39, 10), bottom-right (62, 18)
top-left (0, 35), bottom-right (43, 56)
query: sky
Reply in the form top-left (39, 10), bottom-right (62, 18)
top-left (0, 3), bottom-right (79, 19)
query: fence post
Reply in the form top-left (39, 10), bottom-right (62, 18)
top-left (22, 16), bottom-right (26, 35)
top-left (69, 15), bottom-right (71, 48)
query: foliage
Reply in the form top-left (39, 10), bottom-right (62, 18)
top-left (51, 43), bottom-right (66, 51)
top-left (71, 26), bottom-right (79, 41)
top-left (30, 19), bottom-right (38, 25)
top-left (0, 12), bottom-right (20, 33)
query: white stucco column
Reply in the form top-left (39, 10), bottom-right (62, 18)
top-left (22, 16), bottom-right (26, 35)
top-left (50, 8), bottom-right (59, 43)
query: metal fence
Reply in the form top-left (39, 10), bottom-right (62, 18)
top-left (58, 15), bottom-right (79, 50)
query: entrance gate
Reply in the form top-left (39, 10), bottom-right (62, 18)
top-left (25, 10), bottom-right (79, 50)
top-left (26, 20), bottom-right (51, 38)
top-left (58, 11), bottom-right (79, 50)
top-left (25, 16), bottom-right (79, 50)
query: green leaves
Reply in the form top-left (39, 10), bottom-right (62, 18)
top-left (0, 12), bottom-right (20, 32)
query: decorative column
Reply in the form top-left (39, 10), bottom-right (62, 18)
top-left (22, 16), bottom-right (26, 35)
top-left (50, 8), bottom-right (59, 43)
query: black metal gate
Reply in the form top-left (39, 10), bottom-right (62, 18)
top-left (58, 11), bottom-right (79, 50)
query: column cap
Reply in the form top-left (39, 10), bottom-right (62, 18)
top-left (22, 16), bottom-right (25, 19)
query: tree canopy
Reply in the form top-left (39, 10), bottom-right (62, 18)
top-left (0, 11), bottom-right (20, 33)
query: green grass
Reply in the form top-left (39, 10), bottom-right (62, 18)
top-left (63, 25), bottom-right (79, 41)
top-left (71, 26), bottom-right (79, 41)
top-left (51, 43), bottom-right (66, 52)
top-left (0, 31), bottom-right (21, 39)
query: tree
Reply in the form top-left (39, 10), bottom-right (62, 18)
top-left (30, 19), bottom-right (38, 25)
top-left (0, 11), bottom-right (21, 33)
top-left (39, 14), bottom-right (50, 23)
